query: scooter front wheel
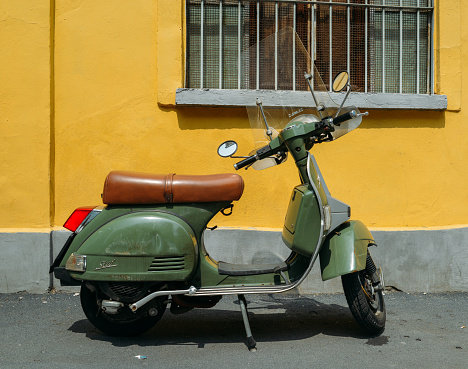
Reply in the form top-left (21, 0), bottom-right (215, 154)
top-left (341, 255), bottom-right (386, 335)
top-left (80, 283), bottom-right (166, 336)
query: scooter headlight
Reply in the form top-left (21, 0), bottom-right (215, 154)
top-left (65, 253), bottom-right (87, 272)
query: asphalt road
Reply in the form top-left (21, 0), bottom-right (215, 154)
top-left (0, 290), bottom-right (466, 369)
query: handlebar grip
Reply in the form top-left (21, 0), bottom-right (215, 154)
top-left (234, 155), bottom-right (257, 170)
top-left (333, 110), bottom-right (357, 125)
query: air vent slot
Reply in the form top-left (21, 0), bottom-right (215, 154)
top-left (108, 282), bottom-right (144, 299)
top-left (148, 256), bottom-right (185, 272)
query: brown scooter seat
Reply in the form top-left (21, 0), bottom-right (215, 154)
top-left (102, 171), bottom-right (244, 205)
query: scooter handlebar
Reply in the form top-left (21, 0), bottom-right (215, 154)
top-left (234, 154), bottom-right (258, 170)
top-left (333, 110), bottom-right (357, 126)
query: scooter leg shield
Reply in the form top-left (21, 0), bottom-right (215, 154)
top-left (319, 220), bottom-right (375, 281)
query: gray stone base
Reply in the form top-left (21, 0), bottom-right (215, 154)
top-left (0, 231), bottom-right (79, 293)
top-left (1, 226), bottom-right (467, 293)
top-left (205, 227), bottom-right (468, 293)
top-left (0, 232), bottom-right (51, 293)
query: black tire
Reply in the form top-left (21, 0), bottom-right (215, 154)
top-left (80, 284), bottom-right (166, 336)
top-left (341, 257), bottom-right (386, 335)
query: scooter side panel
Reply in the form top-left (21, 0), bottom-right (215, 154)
top-left (319, 220), bottom-right (375, 281)
top-left (70, 212), bottom-right (198, 282)
top-left (282, 185), bottom-right (322, 257)
top-left (56, 202), bottom-right (230, 285)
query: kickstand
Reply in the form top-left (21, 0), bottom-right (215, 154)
top-left (237, 294), bottom-right (257, 352)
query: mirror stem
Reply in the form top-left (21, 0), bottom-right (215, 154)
top-left (256, 98), bottom-right (273, 141)
top-left (304, 73), bottom-right (324, 120)
top-left (335, 85), bottom-right (352, 118)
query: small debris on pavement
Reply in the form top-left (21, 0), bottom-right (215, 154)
top-left (134, 355), bottom-right (147, 360)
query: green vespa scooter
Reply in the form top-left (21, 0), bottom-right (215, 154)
top-left (51, 29), bottom-right (385, 351)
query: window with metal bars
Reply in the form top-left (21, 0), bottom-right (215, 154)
top-left (185, 0), bottom-right (434, 94)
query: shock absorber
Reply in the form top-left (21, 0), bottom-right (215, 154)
top-left (366, 252), bottom-right (381, 286)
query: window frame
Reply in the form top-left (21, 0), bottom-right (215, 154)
top-left (169, 0), bottom-right (448, 110)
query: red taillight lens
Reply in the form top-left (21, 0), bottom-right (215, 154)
top-left (63, 207), bottom-right (95, 232)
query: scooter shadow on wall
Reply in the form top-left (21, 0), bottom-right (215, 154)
top-left (359, 109), bottom-right (445, 129)
top-left (171, 106), bottom-right (251, 131)
top-left (68, 295), bottom-right (365, 348)
top-left (168, 106), bottom-right (446, 132)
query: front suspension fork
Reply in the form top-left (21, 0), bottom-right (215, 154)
top-left (366, 252), bottom-right (384, 292)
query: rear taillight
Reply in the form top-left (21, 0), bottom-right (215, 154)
top-left (63, 207), bottom-right (96, 232)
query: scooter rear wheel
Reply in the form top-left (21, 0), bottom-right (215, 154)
top-left (80, 283), bottom-right (166, 336)
top-left (341, 257), bottom-right (386, 335)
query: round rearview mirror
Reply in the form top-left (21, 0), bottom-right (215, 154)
top-left (217, 140), bottom-right (238, 157)
top-left (332, 71), bottom-right (349, 92)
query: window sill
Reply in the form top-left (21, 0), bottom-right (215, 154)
top-left (175, 89), bottom-right (448, 110)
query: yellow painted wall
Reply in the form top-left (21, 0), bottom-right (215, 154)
top-left (0, 1), bottom-right (51, 228)
top-left (1, 0), bottom-right (468, 231)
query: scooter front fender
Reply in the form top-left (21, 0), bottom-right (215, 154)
top-left (319, 220), bottom-right (375, 281)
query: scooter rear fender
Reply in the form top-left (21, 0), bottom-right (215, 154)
top-left (319, 220), bottom-right (375, 281)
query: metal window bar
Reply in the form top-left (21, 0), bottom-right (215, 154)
top-left (200, 0), bottom-right (204, 88)
top-left (275, 1), bottom-right (278, 90)
top-left (238, 1), bottom-right (241, 89)
top-left (257, 1), bottom-right (260, 89)
top-left (329, 4), bottom-right (332, 91)
top-left (430, 0), bottom-right (434, 94)
top-left (308, 4), bottom-right (313, 90)
top-left (311, 3), bottom-right (315, 62)
top-left (293, 2), bottom-right (296, 91)
top-left (219, 0), bottom-right (223, 88)
top-left (186, 0), bottom-right (434, 94)
top-left (365, 0), bottom-right (368, 93)
top-left (347, 0), bottom-right (350, 78)
top-left (416, 0), bottom-right (420, 94)
top-left (400, 0), bottom-right (402, 93)
top-left (382, 0), bottom-right (385, 93)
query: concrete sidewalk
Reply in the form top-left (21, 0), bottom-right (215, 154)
top-left (0, 291), bottom-right (466, 368)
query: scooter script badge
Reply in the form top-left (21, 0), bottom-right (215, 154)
top-left (95, 259), bottom-right (117, 270)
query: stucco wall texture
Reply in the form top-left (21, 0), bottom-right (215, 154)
top-left (1, 0), bottom-right (467, 233)
top-left (1, 0), bottom-right (467, 293)
top-left (0, 1), bottom-right (52, 228)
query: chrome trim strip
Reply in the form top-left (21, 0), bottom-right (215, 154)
top-left (307, 152), bottom-right (326, 231)
top-left (75, 206), bottom-right (104, 234)
top-left (130, 153), bottom-right (327, 308)
top-left (184, 154), bottom-right (326, 297)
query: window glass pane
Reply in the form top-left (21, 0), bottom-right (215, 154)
top-left (419, 11), bottom-right (430, 94)
top-left (401, 10), bottom-right (418, 93)
top-left (384, 9), bottom-right (401, 93)
top-left (186, 3), bottom-right (201, 88)
top-left (203, 4), bottom-right (220, 88)
top-left (221, 3), bottom-right (239, 89)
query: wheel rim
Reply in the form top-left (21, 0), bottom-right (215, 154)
top-left (359, 271), bottom-right (382, 312)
